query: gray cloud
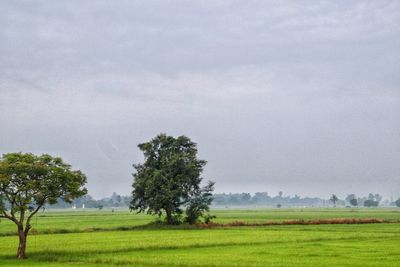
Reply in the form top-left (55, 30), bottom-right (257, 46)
top-left (0, 0), bottom-right (399, 198)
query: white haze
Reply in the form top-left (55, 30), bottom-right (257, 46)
top-left (0, 1), bottom-right (399, 199)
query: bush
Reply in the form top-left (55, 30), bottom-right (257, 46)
top-left (203, 214), bottom-right (216, 224)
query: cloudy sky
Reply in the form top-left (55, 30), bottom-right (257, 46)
top-left (1, 1), bottom-right (399, 199)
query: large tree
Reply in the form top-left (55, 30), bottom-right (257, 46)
top-left (130, 134), bottom-right (214, 224)
top-left (0, 153), bottom-right (87, 259)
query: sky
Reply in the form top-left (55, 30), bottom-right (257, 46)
top-left (0, 1), bottom-right (399, 199)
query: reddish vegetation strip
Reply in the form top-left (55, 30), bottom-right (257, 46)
top-left (198, 218), bottom-right (387, 228)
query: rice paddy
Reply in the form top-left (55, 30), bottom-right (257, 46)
top-left (1, 208), bottom-right (399, 266)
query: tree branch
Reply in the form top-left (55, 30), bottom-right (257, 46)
top-left (1, 210), bottom-right (19, 225)
top-left (1, 189), bottom-right (18, 219)
top-left (25, 205), bottom-right (42, 235)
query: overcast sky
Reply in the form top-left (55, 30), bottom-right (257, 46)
top-left (1, 1), bottom-right (399, 199)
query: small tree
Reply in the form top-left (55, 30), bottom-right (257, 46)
top-left (0, 153), bottom-right (87, 259)
top-left (130, 134), bottom-right (214, 224)
top-left (185, 181), bottom-right (215, 224)
top-left (330, 194), bottom-right (338, 207)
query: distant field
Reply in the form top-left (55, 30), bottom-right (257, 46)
top-left (1, 208), bottom-right (399, 266)
top-left (1, 208), bottom-right (399, 236)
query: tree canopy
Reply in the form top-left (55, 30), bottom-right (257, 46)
top-left (0, 153), bottom-right (87, 259)
top-left (346, 194), bottom-right (358, 207)
top-left (130, 134), bottom-right (214, 224)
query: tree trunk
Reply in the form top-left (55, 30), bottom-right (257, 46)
top-left (17, 229), bottom-right (27, 259)
top-left (165, 209), bottom-right (172, 224)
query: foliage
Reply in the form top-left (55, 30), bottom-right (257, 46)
top-left (345, 194), bottom-right (358, 207)
top-left (395, 198), bottom-right (400, 208)
top-left (0, 153), bottom-right (87, 258)
top-left (350, 198), bottom-right (358, 206)
top-left (364, 194), bottom-right (381, 207)
top-left (213, 192), bottom-right (339, 207)
top-left (364, 199), bottom-right (379, 207)
top-left (130, 134), bottom-right (214, 224)
top-left (203, 214), bottom-right (216, 224)
top-left (46, 192), bottom-right (391, 209)
top-left (185, 181), bottom-right (215, 224)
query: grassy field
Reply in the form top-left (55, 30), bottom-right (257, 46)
top-left (1, 208), bottom-right (399, 266)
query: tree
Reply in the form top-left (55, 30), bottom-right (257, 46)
top-left (0, 153), bottom-right (87, 259)
top-left (130, 134), bottom-right (214, 224)
top-left (185, 181), bottom-right (215, 224)
top-left (395, 198), bottom-right (400, 208)
top-left (374, 194), bottom-right (382, 203)
top-left (364, 199), bottom-right (379, 207)
top-left (330, 194), bottom-right (338, 207)
top-left (346, 194), bottom-right (358, 207)
top-left (364, 193), bottom-right (380, 207)
top-left (241, 193), bottom-right (252, 204)
top-left (350, 198), bottom-right (358, 207)
top-left (345, 194), bottom-right (355, 203)
top-left (253, 192), bottom-right (269, 204)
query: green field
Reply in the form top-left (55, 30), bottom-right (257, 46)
top-left (1, 208), bottom-right (400, 266)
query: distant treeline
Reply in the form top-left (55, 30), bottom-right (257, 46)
top-left (213, 192), bottom-right (326, 207)
top-left (212, 192), bottom-right (394, 207)
top-left (43, 192), bottom-right (398, 209)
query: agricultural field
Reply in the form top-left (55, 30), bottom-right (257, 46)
top-left (1, 208), bottom-right (400, 266)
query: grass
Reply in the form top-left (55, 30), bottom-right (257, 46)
top-left (1, 207), bottom-right (399, 236)
top-left (0, 208), bottom-right (399, 266)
